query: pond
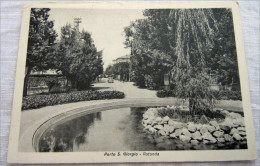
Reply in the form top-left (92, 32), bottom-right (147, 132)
top-left (39, 107), bottom-right (247, 152)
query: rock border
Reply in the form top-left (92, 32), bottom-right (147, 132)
top-left (142, 106), bottom-right (247, 145)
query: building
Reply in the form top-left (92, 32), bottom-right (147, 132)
top-left (27, 70), bottom-right (68, 95)
top-left (112, 55), bottom-right (130, 64)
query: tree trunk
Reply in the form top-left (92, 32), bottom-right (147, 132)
top-left (189, 98), bottom-right (196, 115)
top-left (23, 67), bottom-right (32, 97)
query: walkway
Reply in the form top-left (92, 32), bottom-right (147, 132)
top-left (92, 78), bottom-right (157, 98)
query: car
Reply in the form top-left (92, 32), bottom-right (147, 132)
top-left (107, 77), bottom-right (114, 83)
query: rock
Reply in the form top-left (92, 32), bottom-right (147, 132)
top-left (202, 132), bottom-right (217, 143)
top-left (233, 118), bottom-right (245, 127)
top-left (155, 117), bottom-right (163, 123)
top-left (199, 115), bottom-right (209, 124)
top-left (222, 118), bottom-right (234, 128)
top-left (148, 127), bottom-right (157, 133)
top-left (213, 130), bottom-right (224, 138)
top-left (200, 125), bottom-right (209, 134)
top-left (237, 127), bottom-right (246, 132)
top-left (219, 124), bottom-right (231, 133)
top-left (182, 128), bottom-right (192, 137)
top-left (169, 133), bottom-right (177, 139)
top-left (224, 134), bottom-right (233, 142)
top-left (217, 138), bottom-right (225, 143)
top-left (188, 123), bottom-right (197, 133)
top-left (238, 131), bottom-right (246, 136)
top-left (206, 125), bottom-right (216, 133)
top-left (191, 131), bottom-right (202, 141)
top-left (221, 110), bottom-right (230, 116)
top-left (144, 125), bottom-right (152, 130)
top-left (191, 140), bottom-right (199, 145)
top-left (154, 125), bottom-right (163, 130)
top-left (174, 129), bottom-right (182, 137)
top-left (163, 116), bottom-right (170, 123)
top-left (195, 124), bottom-right (202, 131)
top-left (233, 133), bottom-right (243, 141)
top-left (148, 117), bottom-right (156, 125)
top-left (158, 130), bottom-right (167, 136)
top-left (242, 136), bottom-right (247, 141)
top-left (209, 121), bottom-right (219, 128)
top-left (179, 135), bottom-right (191, 143)
top-left (230, 128), bottom-right (239, 135)
top-left (203, 140), bottom-right (210, 144)
top-left (174, 122), bottom-right (184, 129)
top-left (163, 125), bottom-right (175, 134)
top-left (168, 120), bottom-right (175, 126)
top-left (229, 112), bottom-right (242, 119)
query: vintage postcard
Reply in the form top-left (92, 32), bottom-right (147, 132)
top-left (8, 1), bottom-right (257, 164)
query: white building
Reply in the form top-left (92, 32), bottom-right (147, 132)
top-left (112, 55), bottom-right (130, 64)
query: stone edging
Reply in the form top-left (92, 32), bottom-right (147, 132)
top-left (142, 106), bottom-right (247, 146)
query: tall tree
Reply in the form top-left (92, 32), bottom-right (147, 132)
top-left (125, 9), bottom-right (238, 115)
top-left (124, 18), bottom-right (172, 88)
top-left (168, 9), bottom-right (219, 115)
top-left (55, 25), bottom-right (103, 90)
top-left (24, 8), bottom-right (57, 96)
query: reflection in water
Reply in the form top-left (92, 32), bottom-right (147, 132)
top-left (39, 107), bottom-right (247, 152)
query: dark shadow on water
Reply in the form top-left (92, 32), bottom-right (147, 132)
top-left (39, 107), bottom-right (247, 152)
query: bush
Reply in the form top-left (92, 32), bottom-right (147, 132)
top-left (22, 90), bottom-right (125, 110)
top-left (156, 90), bottom-right (177, 98)
top-left (154, 106), bottom-right (225, 124)
top-left (157, 90), bottom-right (242, 100)
top-left (211, 90), bottom-right (242, 100)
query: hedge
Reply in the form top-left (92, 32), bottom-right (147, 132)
top-left (157, 90), bottom-right (242, 101)
top-left (22, 90), bottom-right (125, 110)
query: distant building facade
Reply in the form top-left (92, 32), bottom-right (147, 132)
top-left (27, 70), bottom-right (69, 95)
top-left (112, 55), bottom-right (130, 64)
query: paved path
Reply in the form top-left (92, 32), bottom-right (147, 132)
top-left (93, 78), bottom-right (157, 98)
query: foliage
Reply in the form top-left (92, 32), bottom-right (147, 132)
top-left (154, 106), bottom-right (225, 124)
top-left (105, 62), bottom-right (130, 81)
top-left (212, 90), bottom-right (242, 101)
top-left (24, 8), bottom-right (57, 96)
top-left (55, 25), bottom-right (103, 90)
top-left (124, 8), bottom-right (240, 115)
top-left (124, 18), bottom-right (172, 88)
top-left (22, 90), bottom-right (125, 110)
top-left (157, 89), bottom-right (242, 101)
top-left (208, 9), bottom-right (239, 87)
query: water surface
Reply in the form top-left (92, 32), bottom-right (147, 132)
top-left (39, 107), bottom-right (247, 152)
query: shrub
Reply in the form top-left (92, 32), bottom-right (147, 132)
top-left (156, 90), bottom-right (177, 98)
top-left (22, 90), bottom-right (125, 110)
top-left (155, 106), bottom-right (226, 124)
top-left (157, 90), bottom-right (242, 101)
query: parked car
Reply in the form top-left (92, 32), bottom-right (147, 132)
top-left (107, 76), bottom-right (114, 83)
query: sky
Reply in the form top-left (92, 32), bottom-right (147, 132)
top-left (49, 9), bottom-right (144, 69)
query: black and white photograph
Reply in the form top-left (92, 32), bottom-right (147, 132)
top-left (7, 2), bottom-right (257, 164)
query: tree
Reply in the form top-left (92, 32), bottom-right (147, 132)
top-left (105, 62), bottom-right (130, 81)
top-left (55, 25), bottom-right (103, 90)
top-left (209, 9), bottom-right (240, 88)
top-left (23, 8), bottom-right (57, 96)
top-left (124, 18), bottom-right (172, 88)
top-left (167, 9), bottom-right (219, 115)
top-left (125, 9), bottom-right (239, 115)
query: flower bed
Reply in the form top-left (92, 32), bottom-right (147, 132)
top-left (142, 106), bottom-right (246, 146)
top-left (22, 90), bottom-right (125, 110)
top-left (157, 90), bottom-right (242, 100)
